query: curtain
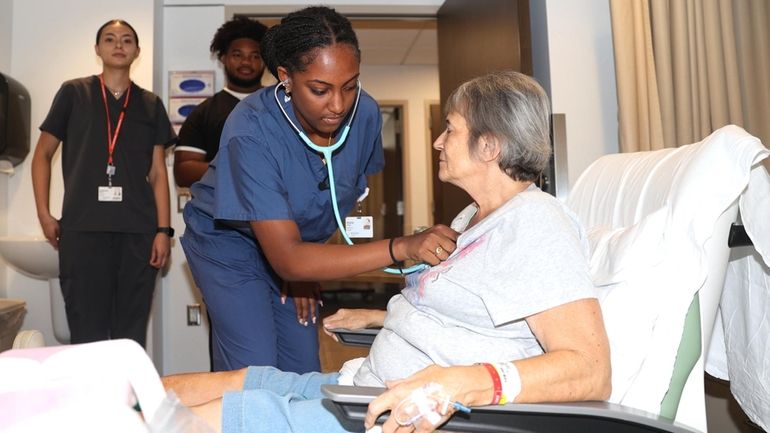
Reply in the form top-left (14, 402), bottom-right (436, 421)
top-left (609, 0), bottom-right (665, 152)
top-left (610, 0), bottom-right (770, 155)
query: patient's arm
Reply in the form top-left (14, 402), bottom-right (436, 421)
top-left (322, 308), bottom-right (386, 341)
top-left (518, 297), bottom-right (611, 402)
top-left (366, 364), bottom-right (497, 432)
top-left (162, 368), bottom-right (247, 407)
top-left (364, 298), bottom-right (611, 432)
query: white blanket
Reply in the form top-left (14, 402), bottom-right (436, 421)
top-left (568, 125), bottom-right (769, 428)
top-left (705, 162), bottom-right (770, 432)
top-left (0, 339), bottom-right (167, 432)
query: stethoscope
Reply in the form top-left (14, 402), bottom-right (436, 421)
top-left (274, 81), bottom-right (427, 275)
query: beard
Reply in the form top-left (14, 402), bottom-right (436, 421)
top-left (225, 67), bottom-right (263, 90)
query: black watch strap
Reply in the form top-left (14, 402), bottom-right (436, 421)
top-left (157, 227), bottom-right (175, 237)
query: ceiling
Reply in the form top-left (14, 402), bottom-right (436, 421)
top-left (236, 14), bottom-right (438, 66)
top-left (354, 19), bottom-right (438, 66)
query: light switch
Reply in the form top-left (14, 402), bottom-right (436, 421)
top-left (177, 190), bottom-right (191, 213)
top-left (187, 304), bottom-right (201, 326)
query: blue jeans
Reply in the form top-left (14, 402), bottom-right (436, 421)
top-left (222, 367), bottom-right (363, 433)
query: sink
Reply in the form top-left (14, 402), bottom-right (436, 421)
top-left (0, 235), bottom-right (69, 343)
top-left (0, 235), bottom-right (59, 279)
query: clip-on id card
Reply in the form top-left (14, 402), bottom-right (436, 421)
top-left (346, 187), bottom-right (373, 238)
top-left (346, 216), bottom-right (373, 238)
top-left (98, 186), bottom-right (123, 202)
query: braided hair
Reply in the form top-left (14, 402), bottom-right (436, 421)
top-left (210, 16), bottom-right (268, 58)
top-left (261, 6), bottom-right (360, 79)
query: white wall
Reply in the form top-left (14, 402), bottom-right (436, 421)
top-left (0, 0), bottom-right (11, 297)
top-left (0, 0), bottom-right (11, 74)
top-left (531, 0), bottom-right (619, 191)
top-left (4, 0), bottom-right (157, 347)
top-left (159, 4), bottom-right (226, 374)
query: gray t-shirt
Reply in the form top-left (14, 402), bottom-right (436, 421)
top-left (354, 185), bottom-right (597, 386)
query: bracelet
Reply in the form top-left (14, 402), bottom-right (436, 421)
top-left (493, 362), bottom-right (522, 405)
top-left (480, 363), bottom-right (502, 405)
top-left (388, 237), bottom-right (404, 275)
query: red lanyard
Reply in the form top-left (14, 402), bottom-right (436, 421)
top-left (98, 74), bottom-right (132, 169)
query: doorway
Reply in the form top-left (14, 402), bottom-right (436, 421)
top-left (375, 104), bottom-right (405, 239)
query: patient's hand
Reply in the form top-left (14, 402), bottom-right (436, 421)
top-left (365, 365), bottom-right (493, 433)
top-left (322, 308), bottom-right (385, 341)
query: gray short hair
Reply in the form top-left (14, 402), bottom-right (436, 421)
top-left (445, 70), bottom-right (551, 182)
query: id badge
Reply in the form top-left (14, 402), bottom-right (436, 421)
top-left (345, 216), bottom-right (374, 238)
top-left (98, 186), bottom-right (123, 202)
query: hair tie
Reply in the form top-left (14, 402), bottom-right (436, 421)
top-left (388, 238), bottom-right (404, 276)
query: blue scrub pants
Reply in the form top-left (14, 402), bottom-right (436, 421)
top-left (222, 367), bottom-right (361, 433)
top-left (181, 232), bottom-right (320, 373)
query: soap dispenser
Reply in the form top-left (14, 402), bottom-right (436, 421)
top-left (0, 72), bottom-right (31, 167)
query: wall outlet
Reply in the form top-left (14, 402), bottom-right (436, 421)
top-left (187, 304), bottom-right (201, 326)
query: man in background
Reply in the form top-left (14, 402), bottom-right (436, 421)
top-left (174, 17), bottom-right (268, 186)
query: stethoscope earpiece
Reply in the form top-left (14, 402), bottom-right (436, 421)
top-left (273, 80), bottom-right (360, 153)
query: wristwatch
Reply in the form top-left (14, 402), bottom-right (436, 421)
top-left (157, 227), bottom-right (175, 237)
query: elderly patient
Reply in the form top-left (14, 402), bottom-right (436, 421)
top-left (163, 70), bottom-right (611, 433)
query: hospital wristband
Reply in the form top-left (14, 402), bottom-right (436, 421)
top-left (480, 363), bottom-right (502, 405)
top-left (492, 362), bottom-right (522, 405)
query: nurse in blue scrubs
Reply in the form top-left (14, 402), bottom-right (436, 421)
top-left (181, 6), bottom-right (458, 373)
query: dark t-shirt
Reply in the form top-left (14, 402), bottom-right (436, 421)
top-left (176, 90), bottom-right (240, 162)
top-left (40, 75), bottom-right (176, 233)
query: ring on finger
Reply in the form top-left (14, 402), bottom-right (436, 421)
top-left (435, 246), bottom-right (444, 255)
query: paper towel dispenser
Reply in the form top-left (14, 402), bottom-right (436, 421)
top-left (0, 73), bottom-right (31, 166)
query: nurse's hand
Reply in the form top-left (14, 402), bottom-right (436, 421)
top-left (395, 224), bottom-right (458, 266)
top-left (282, 281), bottom-right (321, 326)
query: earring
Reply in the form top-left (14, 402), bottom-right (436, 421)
top-left (281, 80), bottom-right (292, 102)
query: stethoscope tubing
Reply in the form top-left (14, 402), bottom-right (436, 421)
top-left (274, 81), bottom-right (426, 275)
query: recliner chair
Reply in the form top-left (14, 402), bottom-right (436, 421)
top-left (322, 125), bottom-right (769, 433)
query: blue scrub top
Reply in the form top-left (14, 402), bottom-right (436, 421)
top-left (184, 84), bottom-right (384, 265)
